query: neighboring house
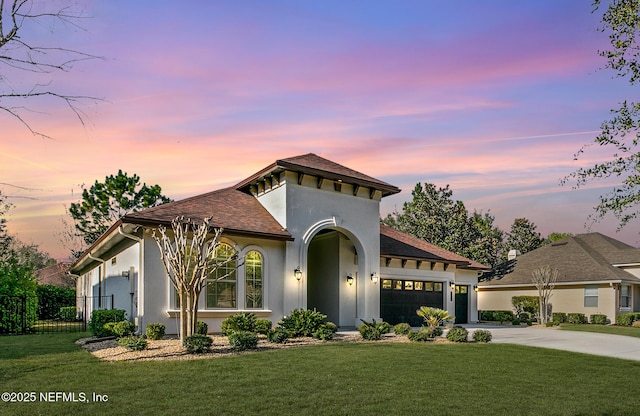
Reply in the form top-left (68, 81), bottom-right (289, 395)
top-left (37, 262), bottom-right (74, 288)
top-left (70, 154), bottom-right (488, 333)
top-left (478, 233), bottom-right (640, 323)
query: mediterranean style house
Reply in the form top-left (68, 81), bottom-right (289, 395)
top-left (70, 154), bottom-right (488, 333)
top-left (478, 233), bottom-right (640, 323)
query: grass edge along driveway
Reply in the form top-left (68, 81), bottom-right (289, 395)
top-left (1, 333), bottom-right (640, 416)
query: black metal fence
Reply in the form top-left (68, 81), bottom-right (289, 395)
top-left (0, 295), bottom-right (114, 335)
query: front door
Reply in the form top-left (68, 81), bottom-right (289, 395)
top-left (455, 285), bottom-right (468, 324)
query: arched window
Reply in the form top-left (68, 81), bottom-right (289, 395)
top-left (206, 243), bottom-right (237, 308)
top-left (245, 251), bottom-right (263, 309)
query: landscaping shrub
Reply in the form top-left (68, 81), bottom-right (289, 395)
top-left (112, 320), bottom-right (135, 337)
top-left (195, 321), bottom-right (208, 335)
top-left (267, 327), bottom-right (290, 343)
top-left (103, 322), bottom-right (116, 336)
top-left (429, 326), bottom-right (443, 337)
top-left (407, 328), bottom-right (432, 342)
top-left (184, 334), bottom-right (212, 354)
top-left (590, 314), bottom-right (608, 325)
top-left (567, 313), bottom-right (588, 324)
top-left (518, 312), bottom-right (531, 322)
top-left (58, 306), bottom-right (77, 322)
top-left (511, 296), bottom-right (539, 320)
top-left (89, 309), bottom-right (125, 337)
top-left (221, 312), bottom-right (257, 335)
top-left (117, 336), bottom-right (148, 351)
top-left (358, 319), bottom-right (382, 341)
top-left (446, 327), bottom-right (468, 342)
top-left (313, 322), bottom-right (337, 340)
top-left (393, 323), bottom-right (412, 336)
top-left (546, 321), bottom-right (556, 327)
top-left (376, 321), bottom-right (392, 335)
top-left (552, 312), bottom-right (567, 324)
top-left (616, 313), bottom-right (640, 326)
top-left (228, 330), bottom-right (259, 351)
top-left (145, 323), bottom-right (165, 340)
top-left (278, 309), bottom-right (327, 337)
top-left (473, 329), bottom-right (492, 343)
top-left (255, 319), bottom-right (272, 335)
top-left (512, 319), bottom-right (521, 326)
top-left (479, 310), bottom-right (514, 322)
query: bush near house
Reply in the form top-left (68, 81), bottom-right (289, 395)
top-left (117, 336), bottom-right (147, 351)
top-left (393, 323), bottom-right (412, 335)
top-left (195, 321), bottom-right (208, 335)
top-left (473, 329), bottom-right (492, 343)
top-left (228, 331), bottom-right (259, 351)
top-left (221, 312), bottom-right (257, 335)
top-left (278, 309), bottom-right (328, 337)
top-left (552, 312), bottom-right (568, 324)
top-left (313, 322), bottom-right (337, 340)
top-left (255, 319), bottom-right (272, 335)
top-left (88, 309), bottom-right (125, 337)
top-left (184, 334), bottom-right (212, 353)
top-left (446, 327), bottom-right (469, 342)
top-left (590, 314), bottom-right (608, 325)
top-left (407, 328), bottom-right (432, 342)
top-left (567, 313), bottom-right (588, 324)
top-left (479, 310), bottom-right (514, 323)
top-left (616, 313), bottom-right (640, 326)
top-left (267, 327), bottom-right (290, 343)
top-left (511, 296), bottom-right (539, 320)
top-left (145, 323), bottom-right (165, 340)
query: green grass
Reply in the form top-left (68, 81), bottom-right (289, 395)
top-left (2, 333), bottom-right (640, 415)
top-left (560, 324), bottom-right (640, 338)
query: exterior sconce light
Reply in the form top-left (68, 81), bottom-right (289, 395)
top-left (450, 282), bottom-right (455, 290)
top-left (473, 285), bottom-right (478, 292)
top-left (294, 267), bottom-right (302, 281)
top-left (370, 272), bottom-right (379, 284)
top-left (346, 274), bottom-right (354, 286)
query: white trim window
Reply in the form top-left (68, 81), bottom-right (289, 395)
top-left (620, 284), bottom-right (631, 308)
top-left (245, 250), bottom-right (263, 309)
top-left (206, 243), bottom-right (237, 309)
top-left (584, 286), bottom-right (598, 307)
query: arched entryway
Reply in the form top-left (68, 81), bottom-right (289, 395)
top-left (306, 229), bottom-right (360, 327)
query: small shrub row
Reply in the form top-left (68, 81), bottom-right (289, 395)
top-left (590, 314), bottom-right (608, 325)
top-left (407, 328), bottom-right (432, 342)
top-left (616, 313), bottom-right (640, 326)
top-left (228, 331), bottom-right (259, 350)
top-left (473, 329), bottom-right (492, 343)
top-left (313, 322), bottom-right (337, 340)
top-left (567, 313), bottom-right (588, 324)
top-left (278, 309), bottom-right (328, 337)
top-left (479, 310), bottom-right (514, 322)
top-left (393, 322), bottom-right (412, 335)
top-left (267, 327), bottom-right (290, 343)
top-left (552, 312), bottom-right (567, 324)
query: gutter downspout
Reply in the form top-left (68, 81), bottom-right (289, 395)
top-left (119, 225), bottom-right (144, 332)
top-left (87, 252), bottom-right (106, 309)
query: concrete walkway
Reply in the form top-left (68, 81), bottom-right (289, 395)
top-left (463, 324), bottom-right (640, 361)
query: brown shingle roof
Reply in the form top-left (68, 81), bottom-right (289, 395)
top-left (380, 224), bottom-right (490, 270)
top-left (123, 187), bottom-right (292, 240)
top-left (480, 232), bottom-right (640, 287)
top-left (37, 263), bottom-right (75, 288)
top-left (235, 153), bottom-right (401, 197)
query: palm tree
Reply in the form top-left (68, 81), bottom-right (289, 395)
top-left (416, 306), bottom-right (454, 334)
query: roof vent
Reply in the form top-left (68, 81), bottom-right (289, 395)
top-left (551, 242), bottom-right (568, 247)
top-left (507, 249), bottom-right (520, 261)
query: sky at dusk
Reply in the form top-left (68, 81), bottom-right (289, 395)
top-left (1, 0), bottom-right (638, 260)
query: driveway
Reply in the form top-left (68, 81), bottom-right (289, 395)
top-left (464, 325), bottom-right (640, 361)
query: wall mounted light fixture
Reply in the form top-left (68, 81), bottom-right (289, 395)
top-left (346, 274), bottom-right (354, 286)
top-left (370, 272), bottom-right (379, 284)
top-left (450, 282), bottom-right (456, 290)
top-left (294, 267), bottom-right (302, 281)
top-left (473, 285), bottom-right (478, 292)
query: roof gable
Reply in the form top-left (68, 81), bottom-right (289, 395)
top-left (481, 232), bottom-right (640, 287)
top-left (235, 153), bottom-right (401, 197)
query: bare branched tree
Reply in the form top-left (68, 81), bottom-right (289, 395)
top-left (531, 265), bottom-right (558, 325)
top-left (152, 216), bottom-right (238, 343)
top-left (0, 0), bottom-right (103, 138)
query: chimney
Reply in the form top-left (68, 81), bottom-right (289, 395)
top-left (508, 249), bottom-right (520, 261)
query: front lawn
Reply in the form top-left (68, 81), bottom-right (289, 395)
top-left (559, 324), bottom-right (640, 338)
top-left (1, 333), bottom-right (640, 415)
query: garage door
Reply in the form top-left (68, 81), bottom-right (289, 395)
top-left (380, 279), bottom-right (444, 327)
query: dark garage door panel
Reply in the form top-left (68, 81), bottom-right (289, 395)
top-left (381, 290), bottom-right (444, 327)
